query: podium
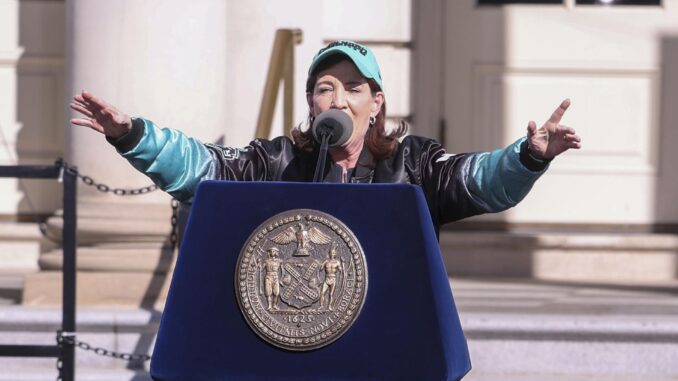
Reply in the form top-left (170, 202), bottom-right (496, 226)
top-left (151, 181), bottom-right (471, 381)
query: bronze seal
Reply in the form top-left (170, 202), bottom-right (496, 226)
top-left (235, 209), bottom-right (368, 351)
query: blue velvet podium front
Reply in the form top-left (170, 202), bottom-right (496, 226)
top-left (151, 181), bottom-right (470, 381)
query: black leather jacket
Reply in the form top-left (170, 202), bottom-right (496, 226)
top-left (111, 118), bottom-right (547, 230)
top-left (204, 135), bottom-right (547, 229)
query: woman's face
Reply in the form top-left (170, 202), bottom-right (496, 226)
top-left (308, 59), bottom-right (384, 151)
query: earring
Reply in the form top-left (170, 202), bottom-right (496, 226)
top-left (369, 116), bottom-right (376, 126)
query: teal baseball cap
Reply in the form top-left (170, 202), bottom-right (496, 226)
top-left (308, 40), bottom-right (384, 90)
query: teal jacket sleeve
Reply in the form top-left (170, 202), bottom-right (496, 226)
top-left (465, 137), bottom-right (548, 213)
top-left (415, 135), bottom-right (550, 225)
top-left (110, 117), bottom-right (215, 201)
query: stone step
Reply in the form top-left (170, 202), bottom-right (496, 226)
top-left (41, 200), bottom-right (182, 245)
top-left (453, 278), bottom-right (678, 380)
top-left (0, 306), bottom-right (157, 380)
top-left (464, 324), bottom-right (678, 381)
top-left (44, 216), bottom-right (173, 245)
top-left (0, 222), bottom-right (43, 273)
top-left (24, 202), bottom-right (178, 306)
top-left (22, 271), bottom-right (172, 307)
top-left (0, 369), bottom-right (152, 381)
top-left (4, 279), bottom-right (678, 380)
top-left (0, 221), bottom-right (43, 241)
top-left (38, 245), bottom-right (174, 272)
top-left (441, 231), bottom-right (678, 284)
top-left (0, 273), bottom-right (23, 305)
top-left (79, 241), bottom-right (169, 250)
top-left (55, 200), bottom-right (174, 220)
top-left (464, 372), bottom-right (678, 381)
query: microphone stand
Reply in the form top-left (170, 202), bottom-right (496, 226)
top-left (310, 109), bottom-right (352, 183)
top-left (313, 133), bottom-right (331, 183)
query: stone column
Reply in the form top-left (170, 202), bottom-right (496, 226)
top-left (66, 0), bottom-right (228, 203)
top-left (0, 0), bottom-right (23, 214)
top-left (24, 0), bottom-right (229, 307)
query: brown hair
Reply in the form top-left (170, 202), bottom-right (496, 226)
top-left (291, 55), bottom-right (407, 163)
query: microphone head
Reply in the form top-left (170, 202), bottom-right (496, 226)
top-left (311, 109), bottom-right (353, 147)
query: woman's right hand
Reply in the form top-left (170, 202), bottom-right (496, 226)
top-left (70, 91), bottom-right (132, 139)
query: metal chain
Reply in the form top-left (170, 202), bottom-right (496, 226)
top-left (54, 159), bottom-right (180, 248)
top-left (48, 161), bottom-right (175, 378)
top-left (38, 159), bottom-right (165, 244)
top-left (56, 331), bottom-right (64, 381)
top-left (55, 356), bottom-right (62, 381)
top-left (49, 164), bottom-right (177, 379)
top-left (57, 331), bottom-right (151, 363)
top-left (170, 198), bottom-right (179, 250)
top-left (55, 159), bottom-right (159, 195)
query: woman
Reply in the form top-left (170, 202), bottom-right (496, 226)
top-left (70, 40), bottom-right (581, 230)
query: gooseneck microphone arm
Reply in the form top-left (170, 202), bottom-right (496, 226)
top-left (311, 110), bottom-right (353, 183)
top-left (313, 133), bottom-right (331, 182)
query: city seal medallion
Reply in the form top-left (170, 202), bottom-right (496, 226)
top-left (235, 209), bottom-right (368, 351)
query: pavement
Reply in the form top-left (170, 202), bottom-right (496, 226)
top-left (0, 274), bottom-right (677, 380)
top-left (453, 278), bottom-right (678, 381)
top-left (453, 277), bottom-right (678, 317)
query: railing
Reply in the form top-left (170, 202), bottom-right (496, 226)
top-left (255, 29), bottom-right (303, 140)
top-left (0, 163), bottom-right (77, 381)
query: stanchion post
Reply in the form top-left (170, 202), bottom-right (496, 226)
top-left (0, 164), bottom-right (80, 380)
top-left (61, 169), bottom-right (77, 381)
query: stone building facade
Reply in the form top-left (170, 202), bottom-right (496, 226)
top-left (1, 0), bottom-right (678, 304)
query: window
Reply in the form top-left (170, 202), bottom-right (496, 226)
top-left (478, 0), bottom-right (660, 4)
top-left (478, 0), bottom-right (562, 4)
top-left (576, 0), bottom-right (660, 4)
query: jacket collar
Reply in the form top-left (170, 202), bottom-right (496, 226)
top-left (320, 143), bottom-right (375, 183)
top-left (351, 144), bottom-right (375, 183)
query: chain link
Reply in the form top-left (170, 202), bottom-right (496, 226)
top-left (55, 159), bottom-right (158, 196)
top-left (57, 331), bottom-right (151, 363)
top-left (38, 159), bottom-right (168, 244)
top-left (170, 198), bottom-right (179, 250)
top-left (51, 158), bottom-right (180, 252)
top-left (56, 331), bottom-right (64, 381)
top-left (55, 357), bottom-right (62, 381)
top-left (49, 155), bottom-right (176, 379)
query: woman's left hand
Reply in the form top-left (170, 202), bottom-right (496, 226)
top-left (527, 99), bottom-right (582, 160)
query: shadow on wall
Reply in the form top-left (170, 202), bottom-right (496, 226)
top-left (411, 0), bottom-right (509, 227)
top-left (441, 231), bottom-right (539, 278)
top-left (443, 21), bottom-right (678, 285)
top-left (442, 4), bottom-right (678, 287)
top-left (656, 38), bottom-right (678, 227)
top-left (656, 36), bottom-right (678, 279)
top-left (442, 229), bottom-right (678, 285)
top-left (14, 0), bottom-right (66, 220)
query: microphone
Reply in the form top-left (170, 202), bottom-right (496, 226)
top-left (311, 110), bottom-right (353, 182)
top-left (311, 109), bottom-right (353, 147)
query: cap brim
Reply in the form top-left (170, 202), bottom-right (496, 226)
top-left (308, 48), bottom-right (382, 90)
